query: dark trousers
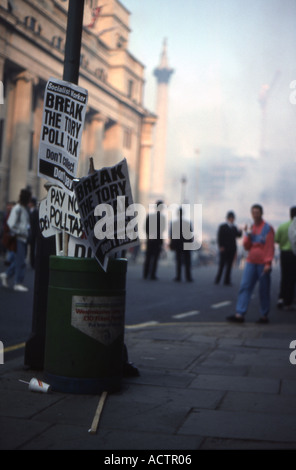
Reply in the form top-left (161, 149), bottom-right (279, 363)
top-left (279, 250), bottom-right (296, 306)
top-left (215, 250), bottom-right (236, 285)
top-left (175, 250), bottom-right (192, 281)
top-left (143, 241), bottom-right (162, 279)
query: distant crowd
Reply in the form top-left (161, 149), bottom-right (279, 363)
top-left (141, 201), bottom-right (296, 323)
top-left (1, 193), bottom-right (295, 324)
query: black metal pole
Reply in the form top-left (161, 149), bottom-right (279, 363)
top-left (63, 0), bottom-right (85, 85)
top-left (24, 0), bottom-right (85, 369)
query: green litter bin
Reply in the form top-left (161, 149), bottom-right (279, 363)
top-left (44, 256), bottom-right (127, 394)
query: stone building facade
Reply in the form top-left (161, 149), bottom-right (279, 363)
top-left (0, 0), bottom-right (156, 209)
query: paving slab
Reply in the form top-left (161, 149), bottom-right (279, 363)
top-left (248, 364), bottom-right (296, 379)
top-left (179, 409), bottom-right (296, 443)
top-left (280, 379), bottom-right (296, 395)
top-left (0, 388), bottom-right (63, 418)
top-left (189, 374), bottom-right (280, 394)
top-left (192, 365), bottom-right (249, 377)
top-left (1, 320), bottom-right (296, 450)
top-left (112, 382), bottom-right (224, 409)
top-left (0, 417), bottom-right (52, 450)
top-left (201, 437), bottom-right (296, 450)
top-left (20, 425), bottom-right (202, 450)
top-left (219, 391), bottom-right (296, 414)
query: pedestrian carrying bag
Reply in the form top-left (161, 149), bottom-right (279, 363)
top-left (288, 217), bottom-right (296, 255)
top-left (2, 207), bottom-right (22, 253)
top-left (2, 231), bottom-right (17, 252)
top-left (2, 218), bottom-right (17, 252)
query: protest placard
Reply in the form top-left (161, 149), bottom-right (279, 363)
top-left (68, 236), bottom-right (94, 258)
top-left (39, 198), bottom-right (59, 238)
top-left (73, 158), bottom-right (139, 271)
top-left (38, 77), bottom-right (88, 194)
top-left (46, 186), bottom-right (83, 239)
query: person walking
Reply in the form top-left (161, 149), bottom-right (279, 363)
top-left (215, 211), bottom-right (242, 285)
top-left (275, 206), bottom-right (296, 310)
top-left (0, 188), bottom-right (32, 291)
top-left (227, 204), bottom-right (275, 324)
top-left (1, 201), bottom-right (16, 264)
top-left (170, 207), bottom-right (194, 282)
top-left (143, 200), bottom-right (166, 280)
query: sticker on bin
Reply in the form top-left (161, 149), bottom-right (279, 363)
top-left (71, 295), bottom-right (125, 345)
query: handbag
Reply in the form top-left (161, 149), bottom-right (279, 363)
top-left (1, 207), bottom-right (21, 253)
top-left (2, 230), bottom-right (17, 252)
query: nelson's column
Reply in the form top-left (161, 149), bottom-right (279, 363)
top-left (150, 39), bottom-right (174, 203)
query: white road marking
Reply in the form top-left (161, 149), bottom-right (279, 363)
top-left (211, 301), bottom-right (232, 309)
top-left (126, 321), bottom-right (159, 329)
top-left (172, 310), bottom-right (200, 319)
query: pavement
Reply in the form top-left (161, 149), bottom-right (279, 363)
top-left (1, 316), bottom-right (296, 450)
top-left (1, 252), bottom-right (296, 452)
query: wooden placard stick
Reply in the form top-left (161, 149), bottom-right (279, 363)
top-left (88, 156), bottom-right (95, 175)
top-left (88, 391), bottom-right (108, 434)
top-left (63, 231), bottom-right (69, 257)
top-left (56, 233), bottom-right (61, 256)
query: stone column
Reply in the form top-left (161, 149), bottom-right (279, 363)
top-left (8, 71), bottom-right (38, 202)
top-left (138, 114), bottom-right (157, 210)
top-left (152, 39), bottom-right (174, 202)
top-left (80, 112), bottom-right (106, 175)
top-left (89, 113), bottom-right (106, 169)
top-left (103, 121), bottom-right (121, 167)
top-left (31, 88), bottom-right (45, 200)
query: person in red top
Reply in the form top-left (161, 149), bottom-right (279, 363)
top-left (227, 204), bottom-right (275, 324)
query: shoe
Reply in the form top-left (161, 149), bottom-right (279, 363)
top-left (0, 272), bottom-right (8, 288)
top-left (277, 299), bottom-right (284, 309)
top-left (13, 284), bottom-right (28, 292)
top-left (256, 316), bottom-right (269, 324)
top-left (226, 314), bottom-right (244, 323)
top-left (123, 362), bottom-right (140, 377)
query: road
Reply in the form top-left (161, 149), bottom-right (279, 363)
top-left (1, 252), bottom-right (296, 361)
top-left (125, 252), bottom-right (295, 326)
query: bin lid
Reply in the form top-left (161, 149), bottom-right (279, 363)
top-left (49, 256), bottom-right (127, 275)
